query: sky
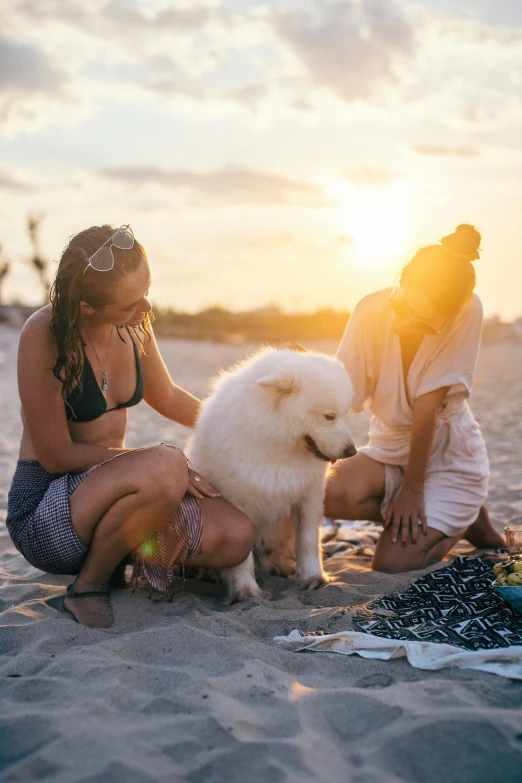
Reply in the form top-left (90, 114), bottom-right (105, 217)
top-left (0, 0), bottom-right (521, 318)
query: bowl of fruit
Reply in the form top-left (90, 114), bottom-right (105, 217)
top-left (491, 560), bottom-right (522, 613)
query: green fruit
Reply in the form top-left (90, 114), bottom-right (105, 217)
top-left (492, 563), bottom-right (507, 577)
top-left (511, 562), bottom-right (522, 572)
top-left (507, 573), bottom-right (522, 586)
top-left (498, 576), bottom-right (509, 586)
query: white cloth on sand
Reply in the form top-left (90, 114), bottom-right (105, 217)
top-left (336, 288), bottom-right (489, 537)
top-left (275, 629), bottom-right (522, 680)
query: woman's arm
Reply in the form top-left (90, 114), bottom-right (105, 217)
top-left (18, 311), bottom-right (130, 474)
top-left (404, 386), bottom-right (450, 491)
top-left (385, 386), bottom-right (449, 545)
top-left (140, 328), bottom-right (201, 427)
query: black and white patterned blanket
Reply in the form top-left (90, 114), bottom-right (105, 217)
top-left (352, 557), bottom-right (522, 651)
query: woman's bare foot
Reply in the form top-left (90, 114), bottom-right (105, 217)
top-left (64, 583), bottom-right (113, 629)
top-left (464, 506), bottom-right (505, 550)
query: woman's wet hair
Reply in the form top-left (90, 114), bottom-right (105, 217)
top-left (49, 224), bottom-right (153, 406)
top-left (400, 224), bottom-right (481, 315)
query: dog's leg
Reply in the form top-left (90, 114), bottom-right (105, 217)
top-left (221, 552), bottom-right (270, 604)
top-left (292, 495), bottom-right (329, 590)
top-left (258, 518), bottom-right (296, 577)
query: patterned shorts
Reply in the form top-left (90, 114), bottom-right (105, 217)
top-left (381, 462), bottom-right (488, 538)
top-left (6, 457), bottom-right (202, 578)
top-left (131, 494), bottom-right (202, 593)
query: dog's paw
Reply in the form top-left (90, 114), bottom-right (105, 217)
top-left (228, 586), bottom-right (271, 604)
top-left (266, 561), bottom-right (297, 578)
top-left (299, 572), bottom-right (330, 591)
top-left (259, 552), bottom-right (296, 579)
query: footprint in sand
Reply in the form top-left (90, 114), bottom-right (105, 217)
top-left (353, 672), bottom-right (394, 688)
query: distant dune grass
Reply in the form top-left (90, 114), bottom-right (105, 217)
top-left (151, 306), bottom-right (351, 343)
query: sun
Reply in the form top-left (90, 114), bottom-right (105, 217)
top-left (330, 180), bottom-right (410, 268)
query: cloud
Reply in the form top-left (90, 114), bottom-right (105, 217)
top-left (0, 168), bottom-right (36, 192)
top-left (103, 0), bottom-right (228, 33)
top-left (15, 0), bottom-right (91, 25)
top-left (410, 144), bottom-right (481, 158)
top-left (6, 0), bottom-right (254, 111)
top-left (2, 0), bottom-right (520, 137)
top-left (224, 83), bottom-right (270, 111)
top-left (0, 32), bottom-right (85, 134)
top-left (102, 165), bottom-right (327, 206)
top-left (130, 55), bottom-right (204, 100)
top-left (0, 34), bottom-right (66, 94)
top-left (8, 0), bottom-right (421, 116)
top-left (437, 15), bottom-right (522, 49)
top-left (15, 0), bottom-right (228, 32)
top-left (271, 0), bottom-right (418, 103)
top-left (344, 167), bottom-right (397, 186)
top-left (14, 0), bottom-right (233, 48)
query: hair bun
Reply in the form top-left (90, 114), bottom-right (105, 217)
top-left (440, 224), bottom-right (481, 261)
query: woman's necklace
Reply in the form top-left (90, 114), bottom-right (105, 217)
top-left (83, 324), bottom-right (113, 391)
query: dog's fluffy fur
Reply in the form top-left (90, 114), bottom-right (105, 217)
top-left (185, 347), bottom-right (355, 602)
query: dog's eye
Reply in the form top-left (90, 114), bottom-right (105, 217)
top-left (324, 413), bottom-right (336, 421)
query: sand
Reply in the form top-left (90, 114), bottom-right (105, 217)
top-left (1, 327), bottom-right (522, 782)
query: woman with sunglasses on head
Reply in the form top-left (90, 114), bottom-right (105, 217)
top-left (325, 224), bottom-right (504, 572)
top-left (6, 225), bottom-right (254, 628)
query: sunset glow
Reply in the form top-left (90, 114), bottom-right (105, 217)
top-left (337, 184), bottom-right (410, 270)
top-left (0, 0), bottom-right (521, 317)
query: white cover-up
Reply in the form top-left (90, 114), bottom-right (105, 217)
top-left (336, 288), bottom-right (489, 537)
top-left (275, 629), bottom-right (522, 680)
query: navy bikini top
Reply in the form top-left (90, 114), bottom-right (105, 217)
top-left (65, 327), bottom-right (144, 423)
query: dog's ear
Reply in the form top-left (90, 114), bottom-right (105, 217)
top-left (256, 374), bottom-right (299, 394)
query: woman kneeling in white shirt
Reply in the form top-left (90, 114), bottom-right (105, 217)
top-left (326, 224), bottom-right (505, 573)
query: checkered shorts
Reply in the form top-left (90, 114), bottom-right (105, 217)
top-left (6, 460), bottom-right (88, 575)
top-left (6, 457), bottom-right (203, 579)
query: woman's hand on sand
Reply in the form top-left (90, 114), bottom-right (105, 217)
top-left (187, 468), bottom-right (220, 499)
top-left (384, 486), bottom-right (428, 546)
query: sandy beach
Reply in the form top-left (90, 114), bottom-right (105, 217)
top-left (1, 327), bottom-right (522, 782)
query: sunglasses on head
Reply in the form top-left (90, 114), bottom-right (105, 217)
top-left (83, 225), bottom-right (134, 275)
top-left (388, 287), bottom-right (448, 336)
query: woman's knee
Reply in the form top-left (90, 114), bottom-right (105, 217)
top-left (371, 550), bottom-right (401, 573)
top-left (371, 531), bottom-right (450, 574)
top-left (219, 509), bottom-right (255, 568)
top-left (140, 446), bottom-right (189, 507)
top-left (324, 477), bottom-right (344, 518)
top-left (199, 501), bottom-right (254, 569)
top-left (324, 474), bottom-right (358, 519)
top-left (371, 546), bottom-right (427, 573)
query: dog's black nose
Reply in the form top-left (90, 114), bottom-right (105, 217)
top-left (342, 443), bottom-right (357, 459)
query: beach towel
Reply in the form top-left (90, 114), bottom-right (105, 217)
top-left (321, 518), bottom-right (381, 559)
top-left (275, 557), bottom-right (522, 679)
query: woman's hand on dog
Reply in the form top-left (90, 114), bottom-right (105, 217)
top-left (187, 468), bottom-right (220, 499)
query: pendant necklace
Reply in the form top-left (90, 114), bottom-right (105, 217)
top-left (83, 324), bottom-right (113, 391)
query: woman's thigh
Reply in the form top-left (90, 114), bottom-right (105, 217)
top-left (373, 464), bottom-right (487, 573)
top-left (325, 453), bottom-right (386, 520)
top-left (422, 469), bottom-right (488, 537)
top-left (69, 446), bottom-right (188, 545)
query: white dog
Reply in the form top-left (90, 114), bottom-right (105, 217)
top-left (185, 347), bottom-right (356, 602)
